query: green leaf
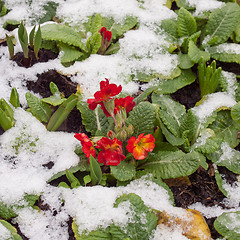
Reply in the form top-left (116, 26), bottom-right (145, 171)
top-left (0, 108), bottom-right (14, 131)
top-left (47, 162), bottom-right (88, 183)
top-left (77, 101), bottom-right (110, 136)
top-left (214, 166), bottom-right (228, 197)
top-left (90, 13), bottom-right (102, 34)
top-left (206, 3), bottom-right (240, 45)
top-left (152, 94), bottom-right (186, 126)
top-left (39, 1), bottom-right (59, 24)
top-left (231, 102), bottom-right (240, 124)
top-left (41, 23), bottom-right (87, 52)
top-left (10, 87), bottom-right (20, 108)
top-left (18, 22), bottom-right (29, 58)
top-left (214, 211), bottom-right (240, 240)
top-left (158, 119), bottom-right (185, 146)
top-left (160, 18), bottom-right (179, 43)
top-left (0, 201), bottom-right (18, 220)
top-left (102, 16), bottom-right (138, 40)
top-left (90, 155), bottom-right (102, 185)
top-left (177, 7), bottom-right (197, 37)
top-left (25, 92), bottom-right (52, 123)
top-left (3, 19), bottom-right (20, 30)
top-left (158, 108), bottom-right (180, 137)
top-left (188, 40), bottom-right (210, 63)
top-left (0, 220), bottom-right (23, 240)
top-left (49, 82), bottom-right (60, 95)
top-left (157, 69), bottom-right (196, 94)
top-left (58, 42), bottom-right (85, 63)
top-left (29, 25), bottom-right (36, 48)
top-left (211, 143), bottom-right (240, 174)
top-left (179, 109), bottom-right (199, 144)
top-left (42, 94), bottom-right (66, 106)
top-left (126, 102), bottom-right (156, 136)
top-left (47, 94), bottom-right (78, 131)
top-left (208, 110), bottom-right (240, 148)
top-left (234, 24), bottom-right (240, 42)
top-left (141, 150), bottom-right (200, 179)
top-left (133, 86), bottom-right (159, 105)
top-left (89, 32), bottom-right (102, 54)
top-left (208, 43), bottom-right (240, 64)
top-left (110, 161), bottom-right (136, 181)
top-left (104, 42), bottom-right (120, 55)
top-left (6, 34), bottom-right (14, 60)
top-left (66, 169), bottom-right (81, 188)
top-left (111, 193), bottom-right (158, 240)
top-left (34, 25), bottom-right (42, 59)
top-left (178, 53), bottom-right (194, 69)
top-left (72, 220), bottom-right (111, 240)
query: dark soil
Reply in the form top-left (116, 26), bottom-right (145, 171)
top-left (3, 49), bottom-right (240, 240)
top-left (13, 48), bottom-right (58, 68)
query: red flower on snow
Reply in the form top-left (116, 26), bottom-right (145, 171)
top-left (87, 78), bottom-right (122, 112)
top-left (96, 137), bottom-right (125, 166)
top-left (114, 96), bottom-right (135, 114)
top-left (74, 133), bottom-right (96, 159)
top-left (127, 133), bottom-right (155, 160)
top-left (99, 27), bottom-right (112, 42)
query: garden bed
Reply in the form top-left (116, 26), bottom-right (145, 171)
top-left (1, 0), bottom-right (240, 240)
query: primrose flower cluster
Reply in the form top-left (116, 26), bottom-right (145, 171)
top-left (75, 79), bottom-right (155, 166)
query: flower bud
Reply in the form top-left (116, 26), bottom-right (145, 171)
top-left (126, 125), bottom-right (134, 137)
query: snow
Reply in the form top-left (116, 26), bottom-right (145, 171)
top-left (192, 92), bottom-right (236, 124)
top-left (215, 43), bottom-right (240, 55)
top-left (186, 0), bottom-right (225, 15)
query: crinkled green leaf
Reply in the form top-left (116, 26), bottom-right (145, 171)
top-left (208, 110), bottom-right (240, 148)
top-left (25, 92), bottom-right (52, 123)
top-left (90, 13), bottom-right (102, 34)
top-left (41, 23), bottom-right (87, 52)
top-left (208, 43), bottom-right (240, 64)
top-left (157, 69), bottom-right (196, 94)
top-left (206, 3), bottom-right (240, 45)
top-left (177, 7), bottom-right (197, 37)
top-left (161, 18), bottom-right (179, 43)
top-left (214, 166), bottom-right (228, 197)
top-left (42, 94), bottom-right (66, 106)
top-left (179, 109), bottom-right (199, 143)
top-left (77, 101), bottom-right (110, 136)
top-left (126, 102), bottom-right (156, 136)
top-left (214, 211), bottom-right (240, 240)
top-left (110, 161), bottom-right (136, 181)
top-left (159, 108), bottom-right (180, 137)
top-left (111, 193), bottom-right (158, 240)
top-left (234, 24), bottom-right (240, 42)
top-left (188, 40), bottom-right (210, 63)
top-left (0, 202), bottom-right (18, 220)
top-left (152, 94), bottom-right (186, 126)
top-left (58, 42), bottom-right (85, 63)
top-left (89, 32), bottom-right (102, 54)
top-left (210, 143), bottom-right (240, 174)
top-left (158, 119), bottom-right (185, 146)
top-left (231, 102), bottom-right (240, 124)
top-left (141, 150), bottom-right (200, 179)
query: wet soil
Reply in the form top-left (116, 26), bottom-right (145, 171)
top-left (3, 48), bottom-right (240, 240)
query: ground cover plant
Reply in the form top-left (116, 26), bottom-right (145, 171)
top-left (1, 0), bottom-right (240, 239)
